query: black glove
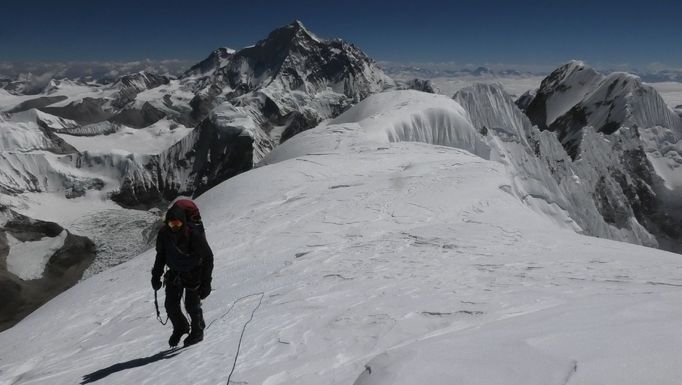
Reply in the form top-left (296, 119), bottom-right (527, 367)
top-left (199, 283), bottom-right (211, 299)
top-left (151, 276), bottom-right (162, 291)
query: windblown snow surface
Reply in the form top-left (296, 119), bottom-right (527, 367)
top-left (1, 91), bottom-right (682, 385)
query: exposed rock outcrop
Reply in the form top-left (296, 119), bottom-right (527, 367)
top-left (0, 210), bottom-right (96, 331)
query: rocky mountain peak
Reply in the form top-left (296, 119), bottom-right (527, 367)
top-left (113, 71), bottom-right (169, 91)
top-left (269, 20), bottom-right (321, 46)
top-left (524, 61), bottom-right (603, 129)
top-left (240, 19), bottom-right (323, 68)
top-left (183, 47), bottom-right (236, 77)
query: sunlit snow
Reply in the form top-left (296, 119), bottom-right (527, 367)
top-left (1, 91), bottom-right (681, 385)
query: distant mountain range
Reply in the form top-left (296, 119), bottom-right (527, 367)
top-left (378, 63), bottom-right (539, 79)
top-left (0, 60), bottom-right (193, 94)
top-left (379, 62), bottom-right (682, 83)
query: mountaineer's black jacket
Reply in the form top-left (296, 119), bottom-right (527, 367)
top-left (152, 223), bottom-right (214, 289)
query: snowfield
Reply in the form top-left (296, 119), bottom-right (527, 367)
top-left (1, 91), bottom-right (682, 385)
top-left (55, 118), bottom-right (193, 155)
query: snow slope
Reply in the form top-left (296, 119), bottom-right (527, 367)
top-left (1, 90), bottom-right (681, 385)
top-left (56, 118), bottom-right (193, 155)
top-left (648, 81), bottom-right (682, 109)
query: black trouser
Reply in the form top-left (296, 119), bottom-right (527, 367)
top-left (164, 271), bottom-right (204, 332)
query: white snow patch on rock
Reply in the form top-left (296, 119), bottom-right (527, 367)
top-left (6, 231), bottom-right (67, 280)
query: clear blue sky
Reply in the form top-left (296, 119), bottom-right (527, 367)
top-left (3, 0), bottom-right (681, 68)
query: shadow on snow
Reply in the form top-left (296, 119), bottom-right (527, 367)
top-left (80, 348), bottom-right (184, 384)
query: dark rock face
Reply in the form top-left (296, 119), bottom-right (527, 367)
top-left (111, 72), bottom-right (170, 109)
top-left (2, 80), bottom-right (42, 95)
top-left (523, 90), bottom-right (549, 130)
top-left (184, 48), bottom-right (235, 77)
top-left (110, 181), bottom-right (162, 209)
top-left (189, 92), bottom-right (218, 123)
top-left (34, 119), bottom-right (79, 154)
top-left (64, 178), bottom-right (106, 199)
top-left (109, 102), bottom-right (167, 128)
top-left (0, 212), bottom-right (96, 331)
top-left (111, 111), bottom-right (255, 208)
top-left (397, 79), bottom-right (436, 93)
top-left (515, 89), bottom-right (536, 111)
top-left (280, 110), bottom-right (322, 144)
top-left (600, 145), bottom-right (682, 252)
top-left (547, 105), bottom-right (589, 159)
top-left (187, 119), bottom-right (254, 197)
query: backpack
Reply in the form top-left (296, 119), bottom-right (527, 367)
top-left (172, 199), bottom-right (202, 226)
top-left (164, 199), bottom-right (205, 276)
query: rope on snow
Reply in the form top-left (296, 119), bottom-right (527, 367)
top-left (226, 292), bottom-right (265, 385)
top-left (206, 292), bottom-right (265, 330)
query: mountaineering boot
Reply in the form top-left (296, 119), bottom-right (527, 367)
top-left (183, 328), bottom-right (204, 346)
top-left (183, 313), bottom-right (205, 347)
top-left (168, 326), bottom-right (189, 347)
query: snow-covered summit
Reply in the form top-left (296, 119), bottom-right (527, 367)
top-left (524, 62), bottom-right (682, 147)
top-left (187, 19), bottom-right (394, 107)
top-left (257, 19), bottom-right (322, 48)
top-left (524, 60), bottom-right (603, 129)
top-left (520, 62), bottom-right (682, 252)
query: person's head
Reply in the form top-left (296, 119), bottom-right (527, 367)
top-left (165, 205), bottom-right (187, 232)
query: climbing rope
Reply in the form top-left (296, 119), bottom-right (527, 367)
top-left (226, 292), bottom-right (265, 385)
top-left (154, 290), bottom-right (170, 325)
top-left (156, 288), bottom-right (266, 384)
top-left (206, 292), bottom-right (265, 330)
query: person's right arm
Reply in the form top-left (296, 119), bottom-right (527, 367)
top-left (151, 229), bottom-right (166, 289)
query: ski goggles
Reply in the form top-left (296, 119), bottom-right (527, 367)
top-left (167, 219), bottom-right (183, 230)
